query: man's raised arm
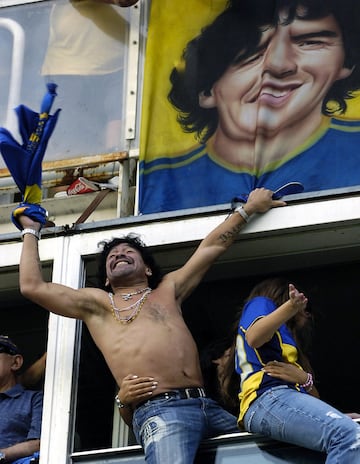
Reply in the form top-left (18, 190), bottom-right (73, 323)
top-left (18, 215), bottom-right (97, 320)
top-left (170, 188), bottom-right (286, 301)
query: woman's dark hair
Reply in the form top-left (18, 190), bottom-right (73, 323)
top-left (219, 343), bottom-right (238, 413)
top-left (244, 276), bottom-right (291, 306)
top-left (200, 337), bottom-right (240, 415)
top-left (168, 0), bottom-right (360, 143)
top-left (97, 233), bottom-right (163, 291)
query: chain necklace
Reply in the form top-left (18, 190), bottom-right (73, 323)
top-left (109, 289), bottom-right (152, 324)
top-left (119, 287), bottom-right (151, 301)
top-left (108, 290), bottom-right (150, 312)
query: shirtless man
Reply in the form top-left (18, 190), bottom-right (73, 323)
top-left (18, 187), bottom-right (284, 463)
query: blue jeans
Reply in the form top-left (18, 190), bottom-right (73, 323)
top-left (12, 451), bottom-right (39, 463)
top-left (132, 394), bottom-right (238, 463)
top-left (244, 386), bottom-right (360, 464)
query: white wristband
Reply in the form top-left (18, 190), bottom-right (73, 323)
top-left (21, 228), bottom-right (41, 240)
top-left (234, 205), bottom-right (249, 223)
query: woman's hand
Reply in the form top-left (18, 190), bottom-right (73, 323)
top-left (118, 374), bottom-right (158, 407)
top-left (262, 361), bottom-right (320, 398)
top-left (262, 360), bottom-right (307, 384)
top-left (289, 284), bottom-right (308, 313)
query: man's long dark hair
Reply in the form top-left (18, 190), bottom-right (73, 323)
top-left (169, 0), bottom-right (360, 143)
top-left (97, 234), bottom-right (163, 291)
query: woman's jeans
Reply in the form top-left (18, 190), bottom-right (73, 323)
top-left (244, 386), bottom-right (360, 464)
top-left (132, 395), bottom-right (238, 464)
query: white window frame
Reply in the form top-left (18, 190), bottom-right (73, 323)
top-left (2, 194), bottom-right (360, 462)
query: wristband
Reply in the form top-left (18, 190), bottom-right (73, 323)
top-left (115, 394), bottom-right (130, 409)
top-left (300, 372), bottom-right (313, 392)
top-left (21, 228), bottom-right (41, 240)
top-left (234, 205), bottom-right (250, 223)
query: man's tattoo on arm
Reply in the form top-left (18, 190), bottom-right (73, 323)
top-left (219, 223), bottom-right (243, 243)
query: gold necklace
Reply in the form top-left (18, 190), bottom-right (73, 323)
top-left (109, 289), bottom-right (151, 324)
top-left (120, 287), bottom-right (151, 301)
top-left (108, 292), bottom-right (148, 312)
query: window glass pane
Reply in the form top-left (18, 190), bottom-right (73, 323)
top-left (0, 265), bottom-right (48, 389)
top-left (74, 326), bottom-right (116, 452)
top-left (0, 0), bottom-right (130, 170)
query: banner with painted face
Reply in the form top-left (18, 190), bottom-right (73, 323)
top-left (139, 0), bottom-right (360, 214)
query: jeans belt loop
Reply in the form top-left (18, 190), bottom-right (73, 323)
top-left (184, 387), bottom-right (205, 399)
top-left (184, 388), bottom-right (192, 399)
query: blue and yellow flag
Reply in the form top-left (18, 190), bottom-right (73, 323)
top-left (0, 82), bottom-right (61, 229)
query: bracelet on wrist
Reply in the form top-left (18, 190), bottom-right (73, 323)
top-left (300, 372), bottom-right (313, 391)
top-left (115, 394), bottom-right (130, 409)
top-left (234, 205), bottom-right (250, 223)
top-left (21, 228), bottom-right (41, 240)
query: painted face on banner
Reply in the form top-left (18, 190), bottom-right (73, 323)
top-left (199, 13), bottom-right (352, 141)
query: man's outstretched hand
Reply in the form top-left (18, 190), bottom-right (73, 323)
top-left (245, 188), bottom-right (286, 215)
top-left (12, 203), bottom-right (47, 231)
top-left (17, 213), bottom-right (42, 233)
